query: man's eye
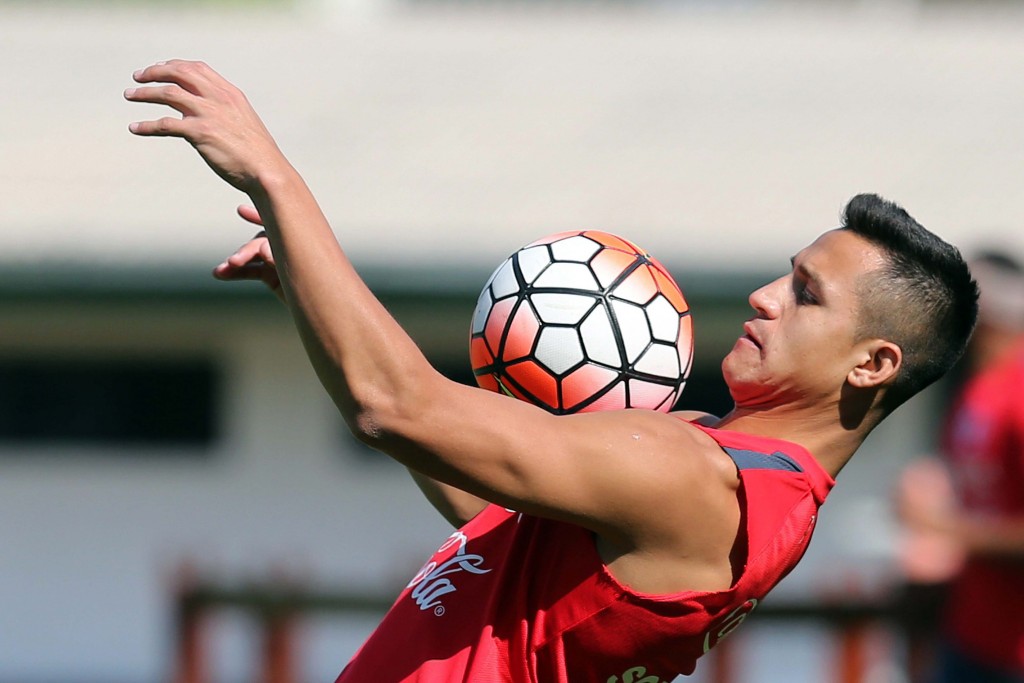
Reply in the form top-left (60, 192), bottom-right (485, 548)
top-left (795, 284), bottom-right (817, 304)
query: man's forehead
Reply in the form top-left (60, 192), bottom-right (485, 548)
top-left (794, 229), bottom-right (887, 275)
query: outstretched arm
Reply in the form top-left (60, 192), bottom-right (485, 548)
top-left (126, 62), bottom-right (738, 576)
top-left (899, 459), bottom-right (1024, 561)
top-left (216, 218), bottom-right (488, 528)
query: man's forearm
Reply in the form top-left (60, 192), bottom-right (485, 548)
top-left (247, 166), bottom-right (437, 438)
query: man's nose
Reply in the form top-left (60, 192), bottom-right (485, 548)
top-left (748, 275), bottom-right (785, 319)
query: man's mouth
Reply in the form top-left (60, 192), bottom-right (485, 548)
top-left (741, 321), bottom-right (762, 348)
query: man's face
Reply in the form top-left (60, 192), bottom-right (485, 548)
top-left (722, 229), bottom-right (888, 409)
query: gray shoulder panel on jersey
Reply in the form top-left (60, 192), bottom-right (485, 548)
top-left (723, 447), bottom-right (804, 473)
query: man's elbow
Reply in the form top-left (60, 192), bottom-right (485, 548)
top-left (346, 370), bottom-right (443, 448)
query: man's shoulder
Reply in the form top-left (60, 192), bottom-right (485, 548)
top-left (670, 409), bottom-right (719, 427)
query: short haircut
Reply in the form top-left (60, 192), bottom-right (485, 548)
top-left (841, 193), bottom-right (979, 411)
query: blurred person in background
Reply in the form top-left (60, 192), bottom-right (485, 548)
top-left (898, 250), bottom-right (1024, 683)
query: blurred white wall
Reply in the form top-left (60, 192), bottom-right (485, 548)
top-left (2, 1), bottom-right (1022, 681)
top-left (0, 302), bottom-right (459, 681)
top-left (2, 1), bottom-right (1024, 269)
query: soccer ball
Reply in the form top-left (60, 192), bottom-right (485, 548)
top-left (469, 230), bottom-right (693, 414)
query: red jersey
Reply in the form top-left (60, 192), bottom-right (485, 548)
top-left (941, 340), bottom-right (1024, 670)
top-left (336, 424), bottom-right (834, 682)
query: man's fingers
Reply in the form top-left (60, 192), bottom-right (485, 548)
top-left (128, 116), bottom-right (189, 137)
top-left (225, 239), bottom-right (269, 267)
top-left (259, 240), bottom-right (275, 264)
top-left (124, 83), bottom-right (200, 116)
top-left (132, 59), bottom-right (220, 95)
top-left (214, 262), bottom-right (269, 282)
top-left (237, 204), bottom-right (264, 226)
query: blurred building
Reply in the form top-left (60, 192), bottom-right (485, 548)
top-left (2, 0), bottom-right (1024, 681)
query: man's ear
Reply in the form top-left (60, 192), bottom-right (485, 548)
top-left (848, 340), bottom-right (902, 389)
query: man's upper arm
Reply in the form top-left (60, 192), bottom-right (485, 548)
top-left (407, 469), bottom-right (489, 528)
top-left (374, 377), bottom-right (738, 549)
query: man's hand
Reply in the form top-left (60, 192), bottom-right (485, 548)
top-left (213, 205), bottom-right (284, 301)
top-left (125, 60), bottom-right (288, 193)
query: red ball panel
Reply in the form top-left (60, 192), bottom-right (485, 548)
top-left (506, 361), bottom-right (559, 408)
top-left (678, 315), bottom-right (694, 376)
top-left (561, 365), bottom-right (619, 411)
top-left (646, 254), bottom-right (674, 280)
top-left (526, 230), bottom-right (582, 247)
top-left (651, 267), bottom-right (688, 313)
top-left (498, 376), bottom-right (531, 402)
top-left (475, 373), bottom-right (500, 393)
top-left (579, 380), bottom-right (627, 413)
top-left (470, 336), bottom-right (494, 372)
top-left (613, 265), bottom-right (659, 305)
top-left (590, 248), bottom-right (637, 289)
top-left (584, 231), bottom-right (642, 255)
top-left (484, 297), bottom-right (516, 354)
top-left (503, 302), bottom-right (540, 361)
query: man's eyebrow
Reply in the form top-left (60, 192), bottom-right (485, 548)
top-left (790, 255), bottom-right (825, 290)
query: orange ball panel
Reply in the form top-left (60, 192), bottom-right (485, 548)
top-left (527, 230), bottom-right (582, 247)
top-left (652, 268), bottom-right (688, 313)
top-left (506, 361), bottom-right (559, 407)
top-left (502, 302), bottom-right (540, 361)
top-left (614, 265), bottom-right (659, 304)
top-left (579, 380), bottom-right (627, 413)
top-left (561, 365), bottom-right (619, 411)
top-left (497, 376), bottom-right (529, 402)
top-left (584, 231), bottom-right (641, 255)
top-left (475, 373), bottom-right (500, 393)
top-left (646, 254), bottom-right (673, 280)
top-left (484, 297), bottom-right (516, 355)
top-left (590, 248), bottom-right (637, 289)
top-left (678, 315), bottom-right (695, 377)
top-left (470, 336), bottom-right (494, 372)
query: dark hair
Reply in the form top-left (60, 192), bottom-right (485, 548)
top-left (841, 193), bottom-right (979, 411)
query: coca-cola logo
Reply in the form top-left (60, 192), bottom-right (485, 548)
top-left (406, 532), bottom-right (492, 616)
top-left (702, 598), bottom-right (758, 653)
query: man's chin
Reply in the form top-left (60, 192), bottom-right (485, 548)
top-left (721, 366), bottom-right (770, 408)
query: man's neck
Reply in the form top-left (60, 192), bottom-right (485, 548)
top-left (711, 404), bottom-right (872, 479)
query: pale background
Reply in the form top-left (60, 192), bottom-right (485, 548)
top-left (1, 0), bottom-right (1021, 681)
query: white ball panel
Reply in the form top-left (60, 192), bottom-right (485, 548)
top-left (627, 379), bottom-right (676, 411)
top-left (580, 307), bottom-right (621, 367)
top-left (481, 259), bottom-right (504, 289)
top-left (656, 388), bottom-right (680, 412)
top-left (490, 257), bottom-right (520, 300)
top-left (471, 287), bottom-right (493, 335)
top-left (530, 293), bottom-right (596, 325)
top-left (634, 343), bottom-right (681, 379)
top-left (535, 327), bottom-right (585, 375)
top-left (645, 295), bottom-right (680, 343)
top-left (533, 262), bottom-right (601, 291)
top-left (517, 246), bottom-right (552, 285)
top-left (584, 380), bottom-right (627, 412)
top-left (550, 235), bottom-right (602, 263)
top-left (612, 300), bottom-right (651, 364)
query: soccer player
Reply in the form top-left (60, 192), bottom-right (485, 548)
top-left (126, 60), bottom-right (978, 681)
top-left (898, 251), bottom-right (1024, 683)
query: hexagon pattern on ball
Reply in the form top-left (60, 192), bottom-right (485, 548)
top-left (470, 230), bottom-right (692, 414)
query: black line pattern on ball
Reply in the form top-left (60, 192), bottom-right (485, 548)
top-left (473, 236), bottom-right (692, 414)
